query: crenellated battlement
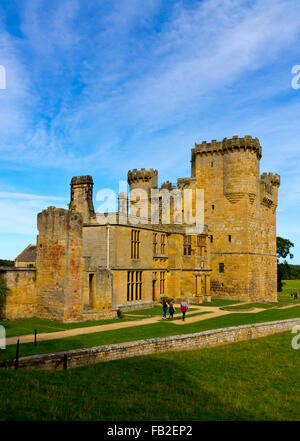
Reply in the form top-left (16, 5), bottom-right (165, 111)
top-left (260, 173), bottom-right (280, 208)
top-left (160, 181), bottom-right (175, 190)
top-left (177, 177), bottom-right (196, 189)
top-left (71, 175), bottom-right (94, 185)
top-left (193, 135), bottom-right (262, 159)
top-left (260, 172), bottom-right (280, 189)
top-left (127, 168), bottom-right (158, 186)
top-left (37, 206), bottom-right (83, 236)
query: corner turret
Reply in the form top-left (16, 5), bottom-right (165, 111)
top-left (260, 172), bottom-right (280, 208)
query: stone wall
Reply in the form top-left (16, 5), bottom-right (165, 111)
top-left (0, 267), bottom-right (37, 319)
top-left (1, 318), bottom-right (298, 371)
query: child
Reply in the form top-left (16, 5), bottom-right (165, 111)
top-left (168, 301), bottom-right (175, 320)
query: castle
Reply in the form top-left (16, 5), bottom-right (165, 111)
top-left (0, 135), bottom-right (280, 322)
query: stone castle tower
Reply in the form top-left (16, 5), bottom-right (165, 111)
top-left (127, 168), bottom-right (158, 219)
top-left (189, 135), bottom-right (280, 301)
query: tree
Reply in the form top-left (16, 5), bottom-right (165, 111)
top-left (276, 237), bottom-right (294, 292)
top-left (0, 259), bottom-right (14, 267)
top-left (277, 237), bottom-right (294, 260)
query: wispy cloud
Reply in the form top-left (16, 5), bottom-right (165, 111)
top-left (1, 0), bottom-right (300, 170)
top-left (0, 192), bottom-right (66, 201)
top-left (0, 0), bottom-right (300, 259)
top-left (0, 191), bottom-right (67, 235)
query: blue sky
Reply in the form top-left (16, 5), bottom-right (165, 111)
top-left (0, 0), bottom-right (300, 262)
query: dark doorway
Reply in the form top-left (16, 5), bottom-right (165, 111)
top-left (89, 273), bottom-right (95, 308)
top-left (152, 280), bottom-right (157, 301)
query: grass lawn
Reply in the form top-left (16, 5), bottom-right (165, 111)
top-left (223, 286), bottom-right (300, 311)
top-left (1, 294), bottom-right (282, 339)
top-left (0, 331), bottom-right (299, 421)
top-left (0, 302), bottom-right (236, 339)
top-left (1, 304), bottom-right (300, 362)
top-left (0, 316), bottom-right (140, 338)
top-left (282, 279), bottom-right (300, 294)
top-left (1, 307), bottom-right (202, 339)
top-left (199, 299), bottom-right (242, 307)
top-left (172, 311), bottom-right (210, 321)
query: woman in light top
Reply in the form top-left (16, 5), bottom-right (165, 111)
top-left (180, 300), bottom-right (189, 321)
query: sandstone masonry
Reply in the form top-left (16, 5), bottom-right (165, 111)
top-left (0, 135), bottom-right (280, 321)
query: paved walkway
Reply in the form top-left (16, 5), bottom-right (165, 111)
top-left (5, 302), bottom-right (300, 346)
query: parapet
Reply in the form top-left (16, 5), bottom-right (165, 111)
top-left (260, 172), bottom-right (280, 188)
top-left (177, 177), bottom-right (196, 189)
top-left (71, 175), bottom-right (94, 186)
top-left (160, 181), bottom-right (175, 191)
top-left (127, 168), bottom-right (158, 187)
top-left (193, 135), bottom-right (262, 159)
top-left (37, 206), bottom-right (83, 236)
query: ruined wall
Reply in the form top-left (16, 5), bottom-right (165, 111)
top-left (36, 207), bottom-right (83, 322)
top-left (81, 267), bottom-right (116, 319)
top-left (0, 268), bottom-right (37, 319)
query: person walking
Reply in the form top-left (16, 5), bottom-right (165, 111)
top-left (168, 300), bottom-right (175, 320)
top-left (291, 291), bottom-right (294, 300)
top-left (294, 290), bottom-right (298, 301)
top-left (180, 299), bottom-right (189, 322)
top-left (162, 299), bottom-right (168, 319)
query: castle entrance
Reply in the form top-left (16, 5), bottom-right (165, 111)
top-left (195, 273), bottom-right (210, 295)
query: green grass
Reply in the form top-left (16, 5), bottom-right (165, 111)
top-left (200, 298), bottom-right (242, 307)
top-left (282, 279), bottom-right (300, 294)
top-left (0, 331), bottom-right (299, 420)
top-left (0, 306), bottom-right (199, 338)
top-left (0, 316), bottom-right (140, 338)
top-left (1, 304), bottom-right (300, 362)
top-left (2, 292), bottom-right (287, 340)
top-left (223, 288), bottom-right (300, 311)
top-left (172, 311), bottom-right (210, 321)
